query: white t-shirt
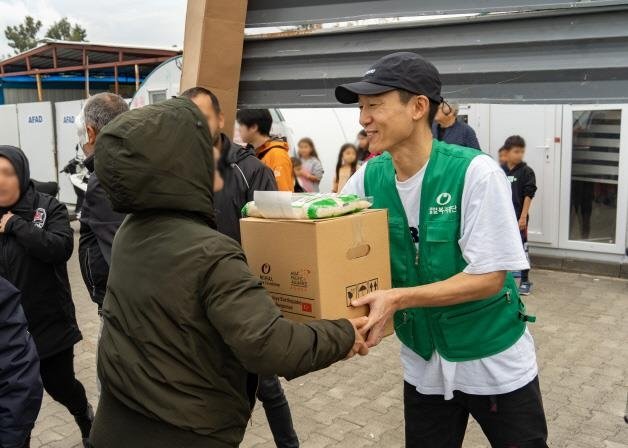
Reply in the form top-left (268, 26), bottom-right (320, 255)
top-left (341, 154), bottom-right (538, 400)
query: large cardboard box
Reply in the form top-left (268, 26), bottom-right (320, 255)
top-left (241, 209), bottom-right (393, 335)
top-left (180, 0), bottom-right (247, 137)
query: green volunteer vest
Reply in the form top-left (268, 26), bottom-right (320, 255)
top-left (365, 140), bottom-right (535, 362)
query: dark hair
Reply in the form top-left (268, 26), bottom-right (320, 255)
top-left (503, 135), bottom-right (526, 150)
top-left (297, 137), bottom-right (320, 160)
top-left (357, 129), bottom-right (367, 138)
top-left (236, 109), bottom-right (273, 136)
top-left (290, 156), bottom-right (302, 168)
top-left (335, 143), bottom-right (358, 184)
top-left (397, 90), bottom-right (439, 125)
top-left (498, 146), bottom-right (508, 153)
top-left (180, 87), bottom-right (221, 114)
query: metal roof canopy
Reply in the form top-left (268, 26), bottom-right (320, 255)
top-left (246, 0), bottom-right (628, 26)
top-left (238, 7), bottom-right (628, 107)
top-left (0, 40), bottom-right (180, 79)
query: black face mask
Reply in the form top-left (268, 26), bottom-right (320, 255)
top-left (0, 146), bottom-right (30, 204)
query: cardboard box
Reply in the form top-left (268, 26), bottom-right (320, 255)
top-left (180, 0), bottom-right (247, 137)
top-left (241, 209), bottom-right (393, 336)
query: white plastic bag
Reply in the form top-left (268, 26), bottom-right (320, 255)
top-left (242, 192), bottom-right (372, 220)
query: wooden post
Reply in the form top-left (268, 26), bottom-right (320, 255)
top-left (35, 71), bottom-right (43, 101)
top-left (52, 47), bottom-right (58, 68)
top-left (84, 54), bottom-right (90, 98)
top-left (134, 64), bottom-right (140, 92)
top-left (114, 64), bottom-right (119, 95)
top-left (181, 0), bottom-right (248, 138)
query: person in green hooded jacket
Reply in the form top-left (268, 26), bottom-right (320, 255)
top-left (339, 53), bottom-right (548, 447)
top-left (88, 97), bottom-right (368, 448)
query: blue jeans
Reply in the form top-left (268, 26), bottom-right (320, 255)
top-left (257, 375), bottom-right (299, 448)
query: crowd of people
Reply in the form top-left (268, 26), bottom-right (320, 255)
top-left (0, 51), bottom-right (545, 448)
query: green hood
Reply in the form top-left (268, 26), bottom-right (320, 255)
top-left (94, 97), bottom-right (215, 223)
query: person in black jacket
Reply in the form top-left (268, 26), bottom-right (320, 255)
top-left (0, 276), bottom-right (42, 448)
top-left (180, 87), bottom-right (300, 448)
top-left (501, 135), bottom-right (538, 296)
top-left (0, 146), bottom-right (93, 447)
top-left (77, 93), bottom-right (128, 311)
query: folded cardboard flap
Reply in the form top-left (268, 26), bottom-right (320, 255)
top-left (240, 209), bottom-right (394, 337)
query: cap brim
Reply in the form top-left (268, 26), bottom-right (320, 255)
top-left (335, 81), bottom-right (396, 104)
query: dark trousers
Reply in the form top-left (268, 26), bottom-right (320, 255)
top-left (257, 375), bottom-right (299, 448)
top-left (404, 377), bottom-right (548, 448)
top-left (520, 223), bottom-right (530, 283)
top-left (39, 347), bottom-right (89, 420)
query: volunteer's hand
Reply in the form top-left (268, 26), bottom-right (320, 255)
top-left (351, 289), bottom-right (400, 348)
top-left (0, 212), bottom-right (14, 233)
top-left (345, 316), bottom-right (369, 359)
top-left (518, 216), bottom-right (527, 231)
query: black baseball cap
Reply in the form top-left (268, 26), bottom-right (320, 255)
top-left (335, 52), bottom-right (443, 104)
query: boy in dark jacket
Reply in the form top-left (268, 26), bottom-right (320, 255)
top-left (0, 276), bottom-right (42, 448)
top-left (90, 97), bottom-right (367, 448)
top-left (502, 136), bottom-right (537, 295)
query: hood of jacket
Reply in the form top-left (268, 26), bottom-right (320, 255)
top-left (255, 138), bottom-right (290, 159)
top-left (0, 145), bottom-right (34, 216)
top-left (0, 146), bottom-right (29, 195)
top-left (504, 161), bottom-right (528, 175)
top-left (218, 133), bottom-right (255, 171)
top-left (94, 97), bottom-right (215, 223)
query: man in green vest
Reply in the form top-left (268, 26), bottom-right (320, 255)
top-left (337, 52), bottom-right (548, 447)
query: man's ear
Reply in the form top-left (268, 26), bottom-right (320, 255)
top-left (411, 95), bottom-right (430, 122)
top-left (86, 125), bottom-right (97, 145)
top-left (218, 112), bottom-right (225, 131)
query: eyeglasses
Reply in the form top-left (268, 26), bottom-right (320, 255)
top-left (440, 100), bottom-right (453, 116)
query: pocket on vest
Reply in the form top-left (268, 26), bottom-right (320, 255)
top-left (394, 309), bottom-right (434, 358)
top-left (425, 220), bottom-right (460, 281)
top-left (436, 289), bottom-right (525, 360)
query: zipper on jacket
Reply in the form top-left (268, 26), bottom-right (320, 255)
top-left (0, 236), bottom-right (8, 277)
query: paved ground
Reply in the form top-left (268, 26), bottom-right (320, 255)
top-left (30, 226), bottom-right (628, 447)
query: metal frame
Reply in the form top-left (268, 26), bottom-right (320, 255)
top-left (559, 104), bottom-right (628, 254)
top-left (246, 0), bottom-right (628, 26)
top-left (0, 42), bottom-right (180, 99)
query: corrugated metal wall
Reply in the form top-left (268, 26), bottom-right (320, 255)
top-left (238, 4), bottom-right (628, 107)
top-left (246, 0), bottom-right (628, 26)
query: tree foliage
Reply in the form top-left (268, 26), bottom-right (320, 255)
top-left (45, 18), bottom-right (87, 42)
top-left (4, 16), bottom-right (87, 55)
top-left (4, 16), bottom-right (42, 54)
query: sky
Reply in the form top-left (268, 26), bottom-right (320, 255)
top-left (0, 0), bottom-right (187, 56)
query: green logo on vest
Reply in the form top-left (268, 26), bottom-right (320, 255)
top-left (429, 192), bottom-right (457, 215)
top-left (436, 192), bottom-right (452, 205)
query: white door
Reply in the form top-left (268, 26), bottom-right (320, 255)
top-left (0, 104), bottom-right (20, 146)
top-left (489, 105), bottom-right (562, 246)
top-left (55, 100), bottom-right (85, 204)
top-left (559, 105), bottom-right (628, 254)
top-left (16, 102), bottom-right (57, 182)
top-left (465, 103), bottom-right (490, 152)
